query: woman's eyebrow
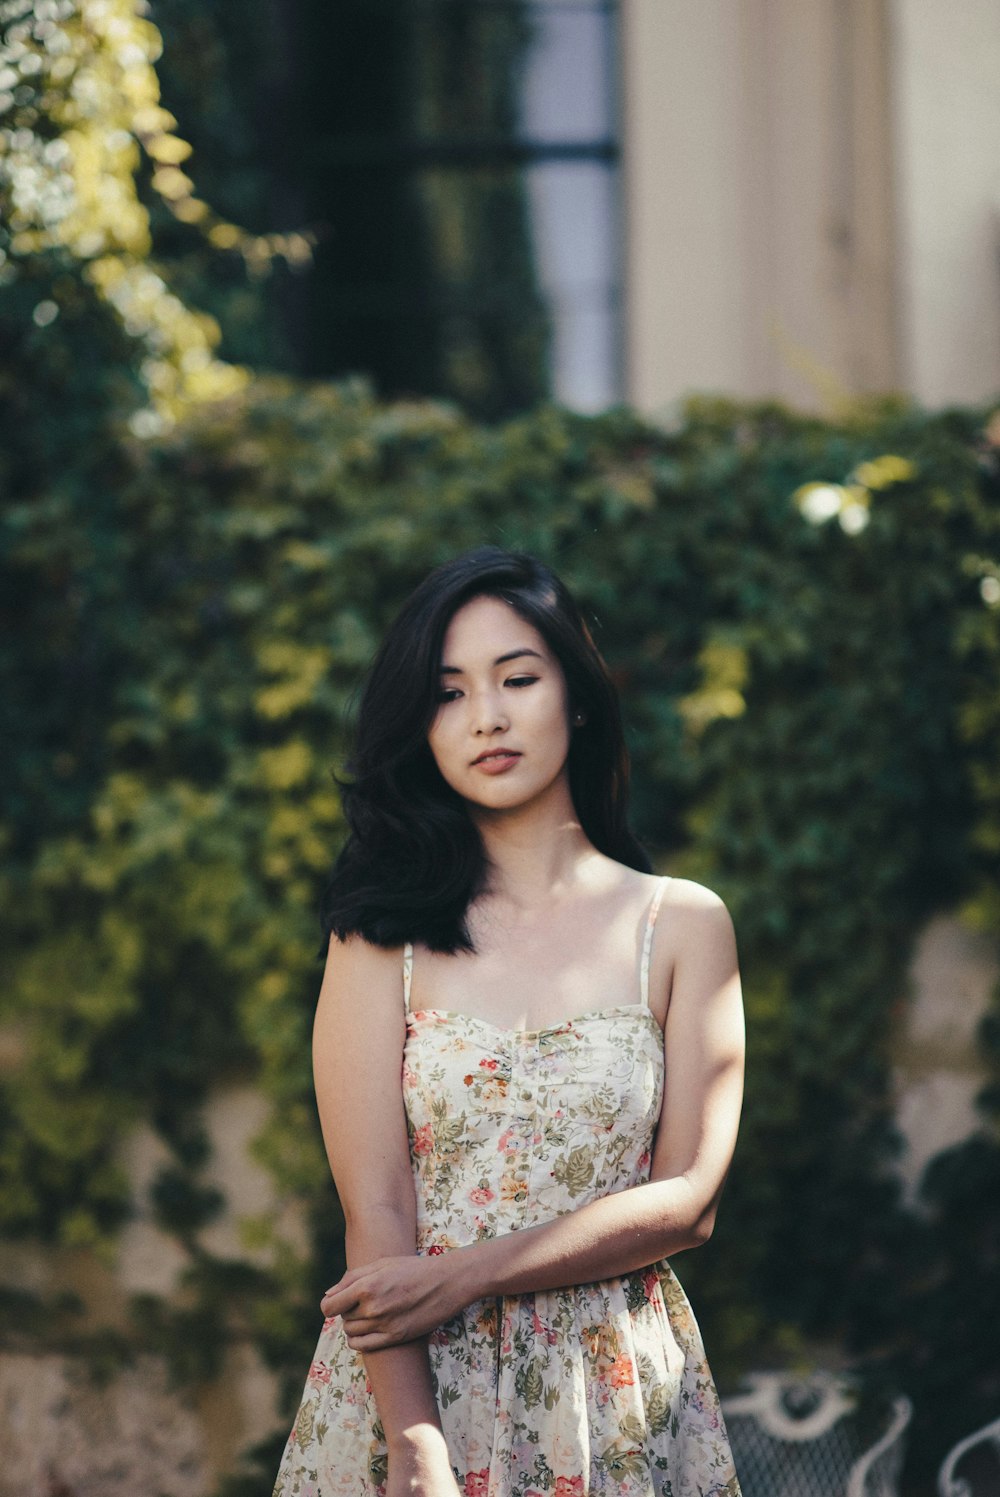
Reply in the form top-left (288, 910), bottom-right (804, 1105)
top-left (439, 647), bottom-right (545, 676)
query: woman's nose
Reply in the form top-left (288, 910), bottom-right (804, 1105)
top-left (472, 690), bottom-right (509, 734)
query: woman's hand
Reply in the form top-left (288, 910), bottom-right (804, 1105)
top-left (320, 1250), bottom-right (473, 1350)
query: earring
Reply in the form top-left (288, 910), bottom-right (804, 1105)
top-left (573, 710), bottom-right (585, 726)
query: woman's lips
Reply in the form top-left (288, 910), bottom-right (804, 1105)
top-left (472, 752), bottom-right (522, 774)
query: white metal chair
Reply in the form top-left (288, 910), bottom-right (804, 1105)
top-left (721, 1371), bottom-right (912, 1497)
top-left (937, 1415), bottom-right (1000, 1497)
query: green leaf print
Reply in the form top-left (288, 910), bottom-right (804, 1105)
top-left (551, 1144), bottom-right (595, 1196)
top-left (430, 1098), bottom-right (465, 1153)
top-left (530, 1453), bottom-right (554, 1488)
top-left (620, 1413), bottom-right (646, 1445)
top-left (293, 1398), bottom-right (316, 1447)
top-left (514, 1357), bottom-right (545, 1410)
top-left (646, 1381), bottom-right (672, 1436)
top-left (624, 1274), bottom-right (647, 1313)
top-left (542, 1382), bottom-right (560, 1410)
top-left (590, 1088), bottom-right (621, 1129)
top-left (598, 1443), bottom-right (649, 1481)
top-left (440, 1383), bottom-right (462, 1407)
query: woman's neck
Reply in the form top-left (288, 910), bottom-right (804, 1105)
top-left (470, 785), bottom-right (601, 912)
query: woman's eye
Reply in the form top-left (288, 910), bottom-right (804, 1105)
top-left (506, 675), bottom-right (538, 689)
top-left (436, 687), bottom-right (462, 703)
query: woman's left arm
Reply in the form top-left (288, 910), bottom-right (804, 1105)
top-left (324, 885), bottom-right (744, 1350)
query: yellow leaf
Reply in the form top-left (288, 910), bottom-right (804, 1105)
top-left (144, 133), bottom-right (193, 165)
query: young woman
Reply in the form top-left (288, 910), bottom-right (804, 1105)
top-left (272, 547), bottom-right (745, 1497)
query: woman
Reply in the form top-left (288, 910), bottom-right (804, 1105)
top-left (273, 547), bottom-right (744, 1497)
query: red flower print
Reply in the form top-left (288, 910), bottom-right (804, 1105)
top-left (609, 1353), bottom-right (635, 1387)
top-left (308, 1359), bottom-right (332, 1384)
top-left (412, 1122), bottom-right (434, 1155)
top-left (321, 1315), bottom-right (338, 1332)
top-left (479, 1057), bottom-right (499, 1071)
top-left (497, 1127), bottom-right (516, 1152)
top-left (464, 1468), bottom-right (490, 1496)
top-left (427, 1244), bottom-right (447, 1255)
top-left (554, 1478), bottom-right (585, 1497)
top-left (643, 1267), bottom-right (660, 1302)
top-left (469, 1186), bottom-right (495, 1205)
top-left (463, 1074), bottom-right (475, 1086)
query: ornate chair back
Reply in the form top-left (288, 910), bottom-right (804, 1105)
top-left (722, 1372), bottom-right (911, 1497)
top-left (937, 1415), bottom-right (1000, 1497)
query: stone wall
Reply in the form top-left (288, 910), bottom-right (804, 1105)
top-left (0, 1085), bottom-right (297, 1497)
top-left (892, 914), bottom-right (999, 1199)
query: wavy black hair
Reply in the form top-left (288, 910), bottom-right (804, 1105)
top-left (318, 546), bottom-right (650, 955)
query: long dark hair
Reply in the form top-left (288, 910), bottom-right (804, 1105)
top-left (318, 547), bottom-right (650, 955)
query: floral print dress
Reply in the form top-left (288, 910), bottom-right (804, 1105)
top-left (273, 876), bottom-right (741, 1497)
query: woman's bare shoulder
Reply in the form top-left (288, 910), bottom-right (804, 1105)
top-left (317, 932), bottom-right (406, 1013)
top-left (604, 863), bottom-right (731, 916)
top-left (662, 875), bottom-right (730, 913)
top-left (659, 878), bottom-right (738, 969)
top-left (323, 930), bottom-right (404, 974)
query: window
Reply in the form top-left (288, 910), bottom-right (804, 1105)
top-left (283, 0), bottom-right (621, 417)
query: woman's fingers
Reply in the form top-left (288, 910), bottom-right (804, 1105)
top-left (345, 1325), bottom-right (407, 1351)
top-left (319, 1288), bottom-right (353, 1316)
top-left (343, 1321), bottom-right (377, 1339)
top-left (321, 1283), bottom-right (388, 1326)
top-left (320, 1272), bottom-right (372, 1315)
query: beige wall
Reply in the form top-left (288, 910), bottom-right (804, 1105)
top-left (888, 0), bottom-right (1000, 406)
top-left (892, 915), bottom-right (999, 1197)
top-left (622, 2), bottom-right (754, 408)
top-left (622, 0), bottom-right (1000, 415)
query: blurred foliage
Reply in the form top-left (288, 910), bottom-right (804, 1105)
top-left (0, 0), bottom-right (313, 428)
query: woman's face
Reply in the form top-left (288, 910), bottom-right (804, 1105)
top-left (427, 594), bottom-right (576, 816)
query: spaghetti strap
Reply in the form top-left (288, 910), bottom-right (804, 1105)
top-left (402, 941), bottom-right (413, 1014)
top-left (639, 875), bottom-right (672, 1009)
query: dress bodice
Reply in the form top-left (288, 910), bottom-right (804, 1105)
top-left (402, 1004), bottom-right (665, 1249)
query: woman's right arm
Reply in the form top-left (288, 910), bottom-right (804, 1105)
top-left (312, 933), bottom-right (460, 1495)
